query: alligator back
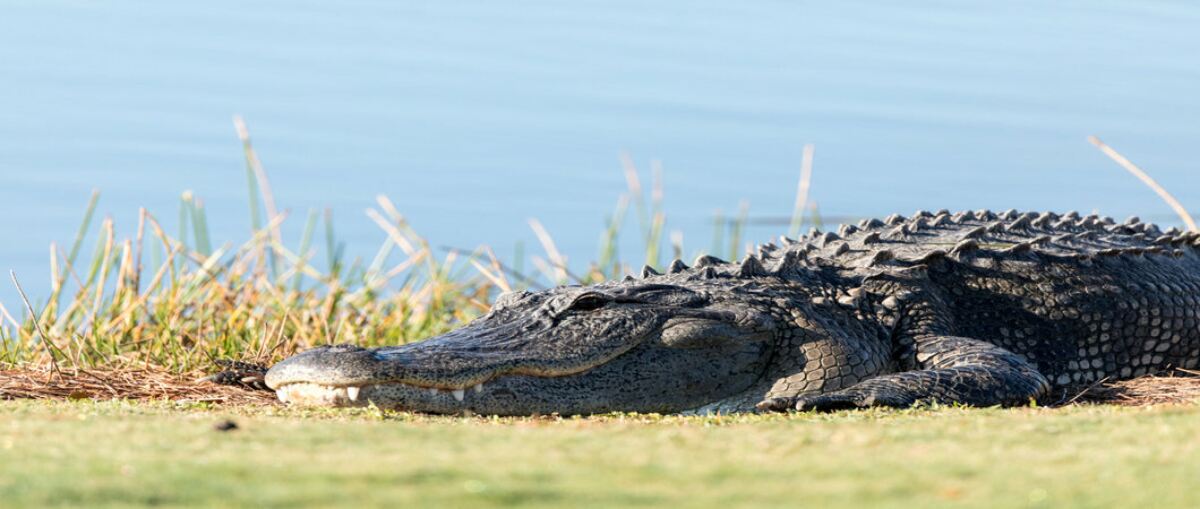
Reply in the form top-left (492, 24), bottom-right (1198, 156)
top-left (784, 209), bottom-right (1200, 388)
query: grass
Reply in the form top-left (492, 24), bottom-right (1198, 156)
top-left (2, 399), bottom-right (1199, 508)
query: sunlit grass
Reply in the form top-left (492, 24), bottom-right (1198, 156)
top-left (0, 179), bottom-right (500, 373)
top-left (2, 399), bottom-right (1199, 508)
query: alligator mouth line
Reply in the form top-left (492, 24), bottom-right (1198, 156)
top-left (275, 380), bottom-right (488, 407)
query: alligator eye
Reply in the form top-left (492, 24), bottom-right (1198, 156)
top-left (568, 294), bottom-right (609, 312)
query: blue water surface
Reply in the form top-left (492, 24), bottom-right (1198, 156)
top-left (1, 1), bottom-right (1198, 300)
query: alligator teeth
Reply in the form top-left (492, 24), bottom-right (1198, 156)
top-left (275, 381), bottom-right (484, 407)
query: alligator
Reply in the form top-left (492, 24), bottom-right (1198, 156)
top-left (248, 210), bottom-right (1200, 415)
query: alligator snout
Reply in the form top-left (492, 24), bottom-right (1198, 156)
top-left (264, 344), bottom-right (386, 390)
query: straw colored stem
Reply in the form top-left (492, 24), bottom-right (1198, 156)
top-left (233, 115), bottom-right (283, 249)
top-left (1088, 136), bottom-right (1196, 231)
top-left (10, 271), bottom-right (62, 378)
top-left (788, 144), bottom-right (815, 239)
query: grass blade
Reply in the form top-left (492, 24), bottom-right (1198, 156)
top-left (788, 143), bottom-right (815, 239)
top-left (1088, 135), bottom-right (1196, 231)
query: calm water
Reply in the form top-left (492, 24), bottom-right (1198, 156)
top-left (2, 1), bottom-right (1199, 299)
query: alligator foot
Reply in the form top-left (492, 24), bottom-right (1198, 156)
top-left (757, 336), bottom-right (1051, 413)
top-left (756, 391), bottom-right (911, 412)
top-left (200, 359), bottom-right (273, 391)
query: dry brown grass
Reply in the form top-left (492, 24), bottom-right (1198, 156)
top-left (1068, 369), bottom-right (1200, 406)
top-left (0, 367), bottom-right (275, 406)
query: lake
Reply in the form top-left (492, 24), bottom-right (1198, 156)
top-left (2, 1), bottom-right (1198, 301)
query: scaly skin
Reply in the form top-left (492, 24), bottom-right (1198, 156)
top-left (253, 209), bottom-right (1200, 415)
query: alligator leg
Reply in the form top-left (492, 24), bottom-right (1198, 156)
top-left (757, 336), bottom-right (1050, 412)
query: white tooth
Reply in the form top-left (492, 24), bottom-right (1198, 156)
top-left (429, 387), bottom-right (439, 397)
top-left (347, 386), bottom-right (361, 401)
top-left (473, 383), bottom-right (484, 394)
top-left (452, 389), bottom-right (465, 402)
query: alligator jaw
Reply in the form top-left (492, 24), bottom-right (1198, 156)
top-left (274, 380), bottom-right (487, 410)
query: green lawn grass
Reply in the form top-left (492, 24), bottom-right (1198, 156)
top-left (2, 400), bottom-right (1198, 508)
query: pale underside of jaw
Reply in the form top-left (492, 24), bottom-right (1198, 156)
top-left (275, 381), bottom-right (486, 407)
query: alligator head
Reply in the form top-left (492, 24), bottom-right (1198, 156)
top-left (265, 280), bottom-right (780, 415)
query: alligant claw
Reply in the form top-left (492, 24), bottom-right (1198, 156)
top-left (755, 397), bottom-right (795, 413)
